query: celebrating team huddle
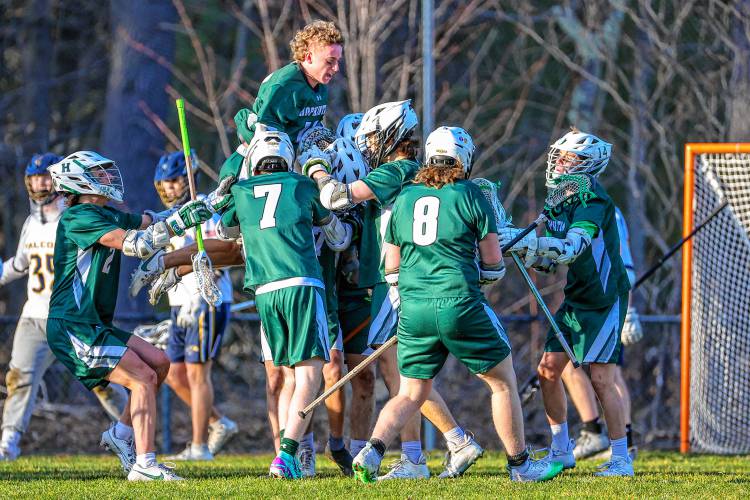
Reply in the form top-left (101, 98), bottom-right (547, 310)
top-left (0, 20), bottom-right (636, 483)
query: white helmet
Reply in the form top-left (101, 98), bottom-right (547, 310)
top-left (336, 113), bottom-right (364, 142)
top-left (248, 129), bottom-right (295, 176)
top-left (325, 137), bottom-right (370, 184)
top-left (354, 100), bottom-right (418, 168)
top-left (424, 126), bottom-right (475, 177)
top-left (546, 130), bottom-right (612, 187)
top-left (48, 151), bottom-right (124, 202)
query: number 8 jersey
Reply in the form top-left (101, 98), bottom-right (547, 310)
top-left (48, 204), bottom-right (142, 325)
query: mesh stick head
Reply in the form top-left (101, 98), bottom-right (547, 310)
top-left (472, 178), bottom-right (511, 229)
top-left (545, 174), bottom-right (594, 210)
top-left (297, 126), bottom-right (336, 156)
top-left (192, 251), bottom-right (223, 307)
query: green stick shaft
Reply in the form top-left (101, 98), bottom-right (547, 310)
top-left (175, 98), bottom-right (205, 252)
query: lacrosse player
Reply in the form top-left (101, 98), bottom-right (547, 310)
top-left (217, 129), bottom-right (352, 479)
top-left (560, 206), bottom-right (642, 461)
top-left (0, 154), bottom-right (128, 461)
top-left (505, 130), bottom-right (634, 476)
top-left (303, 102), bottom-right (483, 480)
top-left (45, 151), bottom-right (211, 480)
top-left (149, 151), bottom-right (238, 461)
top-left (218, 20), bottom-right (343, 182)
top-left (351, 126), bottom-right (565, 483)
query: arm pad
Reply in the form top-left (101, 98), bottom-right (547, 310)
top-left (0, 257), bottom-right (27, 286)
top-left (536, 227), bottom-right (592, 265)
top-left (321, 214), bottom-right (353, 252)
top-left (479, 260), bottom-right (506, 284)
top-left (385, 266), bottom-right (399, 287)
top-left (122, 222), bottom-right (170, 259)
top-left (216, 220), bottom-right (241, 241)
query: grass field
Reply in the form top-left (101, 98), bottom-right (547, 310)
top-left (2, 451), bottom-right (750, 498)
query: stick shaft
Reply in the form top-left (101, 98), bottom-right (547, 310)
top-left (501, 214), bottom-right (545, 254)
top-left (298, 335), bottom-right (398, 418)
top-left (175, 98), bottom-right (205, 252)
top-left (511, 253), bottom-right (580, 368)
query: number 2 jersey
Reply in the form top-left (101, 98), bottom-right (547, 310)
top-left (48, 204), bottom-right (142, 325)
top-left (0, 211), bottom-right (61, 319)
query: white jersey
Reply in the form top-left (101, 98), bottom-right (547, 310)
top-left (0, 212), bottom-right (61, 319)
top-left (167, 210), bottom-right (233, 306)
top-left (614, 206), bottom-right (635, 286)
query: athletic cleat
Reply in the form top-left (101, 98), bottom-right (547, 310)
top-left (148, 267), bottom-right (181, 306)
top-left (164, 443), bottom-right (214, 461)
top-left (573, 430), bottom-right (610, 459)
top-left (0, 441), bottom-right (20, 461)
top-left (594, 455), bottom-right (634, 477)
top-left (439, 432), bottom-right (484, 478)
top-left (377, 454), bottom-right (430, 481)
top-left (352, 442), bottom-right (383, 483)
top-left (100, 423), bottom-right (135, 473)
top-left (127, 462), bottom-right (183, 481)
top-left (297, 442), bottom-right (316, 478)
top-left (269, 452), bottom-right (302, 479)
top-left (508, 457), bottom-right (564, 482)
top-left (208, 416), bottom-right (239, 455)
top-left (325, 443), bottom-right (354, 476)
top-left (128, 250), bottom-right (165, 299)
top-left (535, 439), bottom-right (576, 470)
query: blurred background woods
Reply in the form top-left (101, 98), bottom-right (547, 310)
top-left (0, 0), bottom-right (748, 452)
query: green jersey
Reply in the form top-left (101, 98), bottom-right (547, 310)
top-left (359, 159), bottom-right (421, 287)
top-left (385, 180), bottom-right (497, 298)
top-left (48, 204), bottom-right (141, 324)
top-left (543, 178), bottom-right (631, 309)
top-left (218, 151), bottom-right (246, 182)
top-left (222, 172), bottom-right (330, 291)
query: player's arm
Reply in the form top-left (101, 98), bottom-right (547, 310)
top-left (535, 221), bottom-right (596, 265)
top-left (478, 233), bottom-right (506, 284)
top-left (0, 219), bottom-right (32, 286)
top-left (383, 242), bottom-right (400, 287)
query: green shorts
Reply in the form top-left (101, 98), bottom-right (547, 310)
top-left (545, 293), bottom-right (628, 364)
top-left (338, 290), bottom-right (373, 356)
top-left (367, 282), bottom-right (400, 347)
top-left (397, 296), bottom-right (511, 379)
top-left (46, 318), bottom-right (131, 390)
top-left (255, 285), bottom-right (330, 367)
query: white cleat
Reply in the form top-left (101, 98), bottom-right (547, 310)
top-left (128, 250), bottom-right (166, 299)
top-left (297, 442), bottom-right (316, 478)
top-left (100, 423), bottom-right (135, 473)
top-left (0, 441), bottom-right (20, 461)
top-left (208, 416), bottom-right (239, 455)
top-left (537, 439), bottom-right (576, 470)
top-left (594, 455), bottom-right (634, 477)
top-left (352, 442), bottom-right (383, 483)
top-left (377, 454), bottom-right (430, 481)
top-left (509, 457), bottom-right (565, 482)
top-left (573, 430), bottom-right (610, 459)
top-left (127, 462), bottom-right (183, 481)
top-left (439, 432), bottom-right (484, 478)
top-left (148, 267), bottom-right (181, 306)
top-left (165, 443), bottom-right (214, 461)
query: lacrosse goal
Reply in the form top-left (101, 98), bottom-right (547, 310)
top-left (681, 143), bottom-right (750, 454)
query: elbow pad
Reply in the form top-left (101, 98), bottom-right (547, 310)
top-left (122, 222), bottom-right (170, 259)
top-left (479, 260), bottom-right (506, 285)
top-left (537, 227), bottom-right (592, 265)
top-left (216, 220), bottom-right (241, 241)
top-left (321, 214), bottom-right (353, 252)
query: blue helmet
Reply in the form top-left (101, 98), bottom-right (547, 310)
top-left (153, 150), bottom-right (198, 207)
top-left (25, 153), bottom-right (62, 205)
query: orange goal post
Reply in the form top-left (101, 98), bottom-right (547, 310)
top-left (681, 143), bottom-right (750, 454)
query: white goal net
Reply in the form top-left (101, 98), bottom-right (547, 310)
top-left (687, 148), bottom-right (750, 454)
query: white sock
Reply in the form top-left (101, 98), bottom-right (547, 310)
top-left (191, 442), bottom-right (210, 455)
top-left (350, 439), bottom-right (367, 457)
top-left (550, 422), bottom-right (569, 451)
top-left (401, 440), bottom-right (422, 463)
top-left (443, 426), bottom-right (466, 449)
top-left (610, 436), bottom-right (628, 459)
top-left (136, 452), bottom-right (156, 468)
top-left (302, 432), bottom-right (315, 451)
top-left (114, 422), bottom-right (134, 441)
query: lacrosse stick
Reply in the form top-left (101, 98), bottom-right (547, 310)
top-left (473, 178), bottom-right (580, 368)
top-left (176, 98), bottom-right (222, 307)
top-left (299, 335), bottom-right (398, 419)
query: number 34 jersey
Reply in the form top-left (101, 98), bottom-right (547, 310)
top-left (385, 180), bottom-right (497, 299)
top-left (0, 214), bottom-right (60, 319)
top-left (48, 204), bottom-right (142, 325)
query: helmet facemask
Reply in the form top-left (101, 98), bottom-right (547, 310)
top-left (155, 175), bottom-right (190, 208)
top-left (25, 174), bottom-right (58, 206)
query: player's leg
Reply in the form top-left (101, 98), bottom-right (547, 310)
top-left (1, 318), bottom-right (56, 460)
top-left (322, 321), bottom-right (353, 476)
top-left (561, 363), bottom-right (610, 459)
top-left (589, 363), bottom-right (632, 476)
top-left (184, 361), bottom-right (214, 458)
top-left (612, 365), bottom-right (636, 459)
top-left (263, 360), bottom-right (284, 454)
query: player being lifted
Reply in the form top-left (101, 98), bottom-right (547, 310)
top-left (303, 101), bottom-right (484, 479)
top-left (149, 151), bottom-right (238, 461)
top-left (217, 129), bottom-right (352, 479)
top-left (0, 154), bottom-right (127, 460)
top-left (45, 151), bottom-right (211, 480)
top-left (506, 130), bottom-right (634, 476)
top-left (352, 126), bottom-right (564, 482)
